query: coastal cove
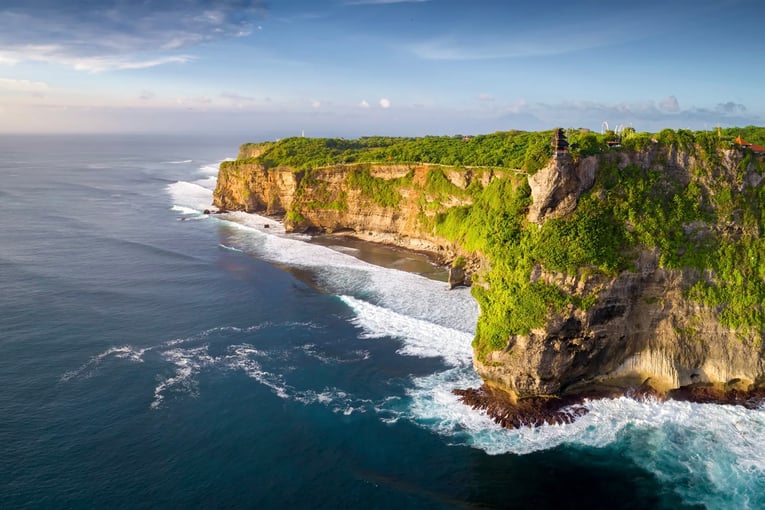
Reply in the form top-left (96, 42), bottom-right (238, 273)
top-left (2, 134), bottom-right (765, 509)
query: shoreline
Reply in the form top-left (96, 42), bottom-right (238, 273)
top-left (455, 382), bottom-right (765, 430)
top-left (218, 208), bottom-right (466, 284)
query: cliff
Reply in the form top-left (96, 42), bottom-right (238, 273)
top-left (214, 131), bottom-right (765, 416)
top-left (215, 159), bottom-right (506, 265)
top-left (474, 142), bottom-right (765, 402)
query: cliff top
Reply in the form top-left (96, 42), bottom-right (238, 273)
top-left (230, 126), bottom-right (765, 174)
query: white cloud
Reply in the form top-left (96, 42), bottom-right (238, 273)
top-left (0, 45), bottom-right (192, 73)
top-left (311, 99), bottom-right (321, 108)
top-left (478, 93), bottom-right (494, 102)
top-left (0, 54), bottom-right (18, 65)
top-left (0, 78), bottom-right (49, 92)
top-left (379, 98), bottom-right (391, 109)
top-left (73, 55), bottom-right (192, 73)
top-left (0, 2), bottom-right (265, 72)
top-left (659, 95), bottom-right (680, 112)
top-left (359, 99), bottom-right (370, 108)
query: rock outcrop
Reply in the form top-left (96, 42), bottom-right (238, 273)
top-left (527, 154), bottom-right (597, 223)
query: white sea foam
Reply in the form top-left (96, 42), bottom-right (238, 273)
top-left (60, 345), bottom-right (149, 381)
top-left (164, 159), bottom-right (193, 164)
top-left (193, 175), bottom-right (218, 190)
top-left (171, 205), bottom-right (199, 215)
top-left (166, 180), bottom-right (215, 213)
top-left (215, 216), bottom-right (478, 333)
top-left (199, 160), bottom-right (232, 176)
top-left (300, 343), bottom-right (371, 364)
top-left (218, 243), bottom-right (243, 253)
top-left (340, 295), bottom-right (473, 367)
top-left (404, 366), bottom-right (765, 507)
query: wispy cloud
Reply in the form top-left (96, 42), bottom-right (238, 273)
top-left (0, 77), bottom-right (49, 92)
top-left (0, 1), bottom-right (265, 71)
top-left (0, 46), bottom-right (193, 73)
top-left (379, 98), bottom-right (391, 109)
top-left (477, 93), bottom-right (494, 102)
top-left (516, 97), bottom-right (761, 131)
top-left (220, 92), bottom-right (256, 103)
top-left (359, 99), bottom-right (370, 108)
top-left (410, 34), bottom-right (607, 61)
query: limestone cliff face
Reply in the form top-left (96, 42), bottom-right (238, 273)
top-left (476, 146), bottom-right (765, 398)
top-left (214, 162), bottom-right (500, 261)
top-left (475, 251), bottom-right (765, 396)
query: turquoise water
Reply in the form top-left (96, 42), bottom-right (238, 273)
top-left (1, 134), bottom-right (763, 509)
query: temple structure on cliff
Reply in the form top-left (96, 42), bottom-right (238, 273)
top-left (552, 128), bottom-right (569, 159)
top-left (734, 136), bottom-right (765, 155)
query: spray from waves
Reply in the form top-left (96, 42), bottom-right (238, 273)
top-left (167, 180), bottom-right (216, 213)
top-left (193, 175), bottom-right (218, 190)
top-left (199, 159), bottom-right (232, 176)
top-left (340, 295), bottom-right (473, 367)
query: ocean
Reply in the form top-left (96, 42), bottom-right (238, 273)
top-left (1, 134), bottom-right (764, 509)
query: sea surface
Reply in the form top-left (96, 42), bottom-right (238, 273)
top-left (2, 134), bottom-right (764, 509)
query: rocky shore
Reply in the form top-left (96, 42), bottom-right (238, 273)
top-left (454, 382), bottom-right (765, 430)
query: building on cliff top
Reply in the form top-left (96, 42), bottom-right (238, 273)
top-left (734, 136), bottom-right (765, 155)
top-left (552, 128), bottom-right (569, 159)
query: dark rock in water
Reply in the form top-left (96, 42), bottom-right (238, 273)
top-left (264, 224), bottom-right (270, 228)
top-left (454, 380), bottom-right (765, 430)
top-left (203, 209), bottom-right (211, 215)
top-left (668, 383), bottom-right (765, 409)
top-left (448, 265), bottom-right (466, 290)
top-left (453, 385), bottom-right (589, 429)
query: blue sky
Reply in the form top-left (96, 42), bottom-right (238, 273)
top-left (1, 0), bottom-right (763, 137)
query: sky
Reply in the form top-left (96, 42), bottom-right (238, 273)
top-left (1, 0), bottom-right (763, 137)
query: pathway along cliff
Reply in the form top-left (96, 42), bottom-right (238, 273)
top-left (213, 130), bottom-right (765, 428)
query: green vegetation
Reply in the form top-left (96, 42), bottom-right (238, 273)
top-left (346, 166), bottom-right (413, 207)
top-left (452, 256), bottom-right (466, 269)
top-left (245, 131), bottom-right (556, 171)
top-left (230, 127), bottom-right (765, 353)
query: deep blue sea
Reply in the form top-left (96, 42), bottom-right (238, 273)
top-left (2, 134), bottom-right (764, 509)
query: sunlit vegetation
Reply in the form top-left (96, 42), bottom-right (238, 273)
top-left (239, 131), bottom-right (555, 171)
top-left (231, 127), bottom-right (765, 354)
